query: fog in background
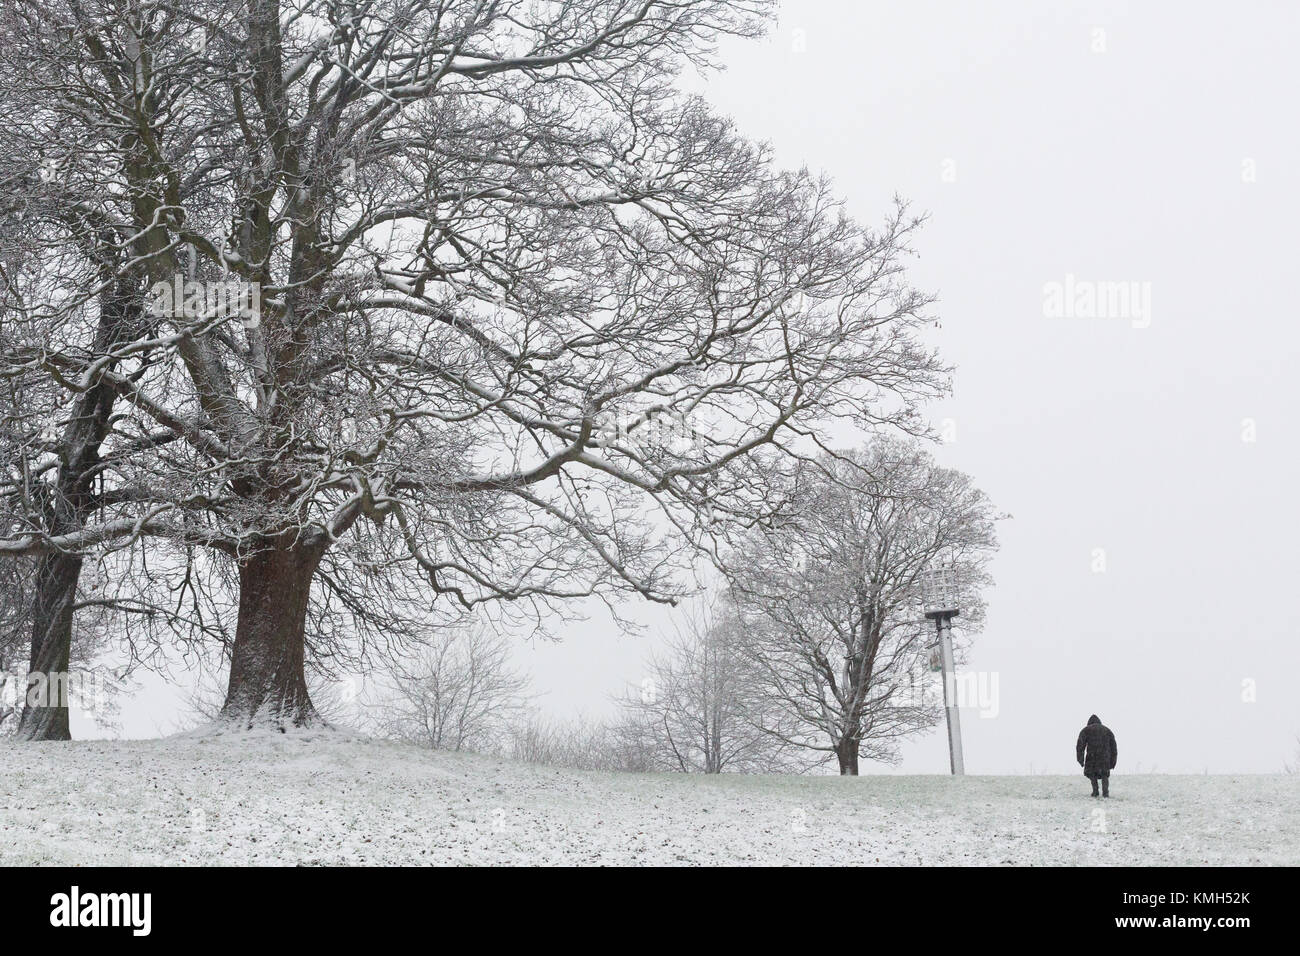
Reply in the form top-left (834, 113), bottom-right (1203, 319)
top-left (100, 1), bottom-right (1300, 774)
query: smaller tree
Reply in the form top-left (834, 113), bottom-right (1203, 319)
top-left (615, 600), bottom-right (799, 773)
top-left (0, 544), bottom-right (128, 737)
top-left (725, 440), bottom-right (1002, 774)
top-left (367, 626), bottom-right (532, 753)
top-left (503, 713), bottom-right (652, 773)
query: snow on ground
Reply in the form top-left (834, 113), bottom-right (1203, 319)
top-left (1, 732), bottom-right (1295, 866)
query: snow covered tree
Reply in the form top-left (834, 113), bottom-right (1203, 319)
top-left (0, 0), bottom-right (947, 732)
top-left (4, 268), bottom-right (142, 740)
top-left (504, 712), bottom-right (653, 772)
top-left (366, 624), bottom-right (532, 752)
top-left (616, 599), bottom-right (797, 773)
top-left (0, 12), bottom-right (171, 737)
top-left (724, 441), bottom-right (1001, 774)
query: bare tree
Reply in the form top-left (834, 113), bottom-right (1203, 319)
top-left (1, 250), bottom-right (140, 741)
top-left (10, 272), bottom-right (142, 740)
top-left (616, 599), bottom-right (797, 773)
top-left (366, 625), bottom-right (531, 752)
top-left (724, 440), bottom-right (1002, 774)
top-left (503, 712), bottom-right (653, 772)
top-left (0, 547), bottom-right (132, 738)
top-left (0, 1), bottom-right (947, 733)
top-left (0, 9), bottom-right (188, 737)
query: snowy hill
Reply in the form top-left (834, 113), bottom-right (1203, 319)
top-left (1, 733), bottom-right (1295, 866)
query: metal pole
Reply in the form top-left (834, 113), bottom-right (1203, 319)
top-left (937, 615), bottom-right (965, 775)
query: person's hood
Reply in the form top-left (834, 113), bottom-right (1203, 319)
top-left (1087, 714), bottom-right (1101, 725)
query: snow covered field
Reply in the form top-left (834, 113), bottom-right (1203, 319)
top-left (2, 733), bottom-right (1295, 866)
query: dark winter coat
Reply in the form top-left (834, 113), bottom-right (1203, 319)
top-left (1076, 715), bottom-right (1117, 778)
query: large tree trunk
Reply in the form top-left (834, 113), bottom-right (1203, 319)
top-left (15, 552), bottom-right (81, 741)
top-left (219, 541), bottom-right (325, 730)
top-left (836, 737), bottom-right (860, 775)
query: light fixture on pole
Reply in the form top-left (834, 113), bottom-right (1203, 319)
top-left (922, 566), bottom-right (965, 776)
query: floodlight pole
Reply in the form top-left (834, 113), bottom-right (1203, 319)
top-left (934, 612), bottom-right (965, 776)
top-left (922, 567), bottom-right (966, 776)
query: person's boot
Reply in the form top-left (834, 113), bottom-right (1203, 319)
top-left (1091, 779), bottom-right (1100, 797)
top-left (1102, 778), bottom-right (1110, 798)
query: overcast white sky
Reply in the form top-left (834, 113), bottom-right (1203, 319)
top-left (106, 0), bottom-right (1300, 774)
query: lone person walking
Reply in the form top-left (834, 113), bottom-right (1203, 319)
top-left (1076, 714), bottom-right (1118, 797)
